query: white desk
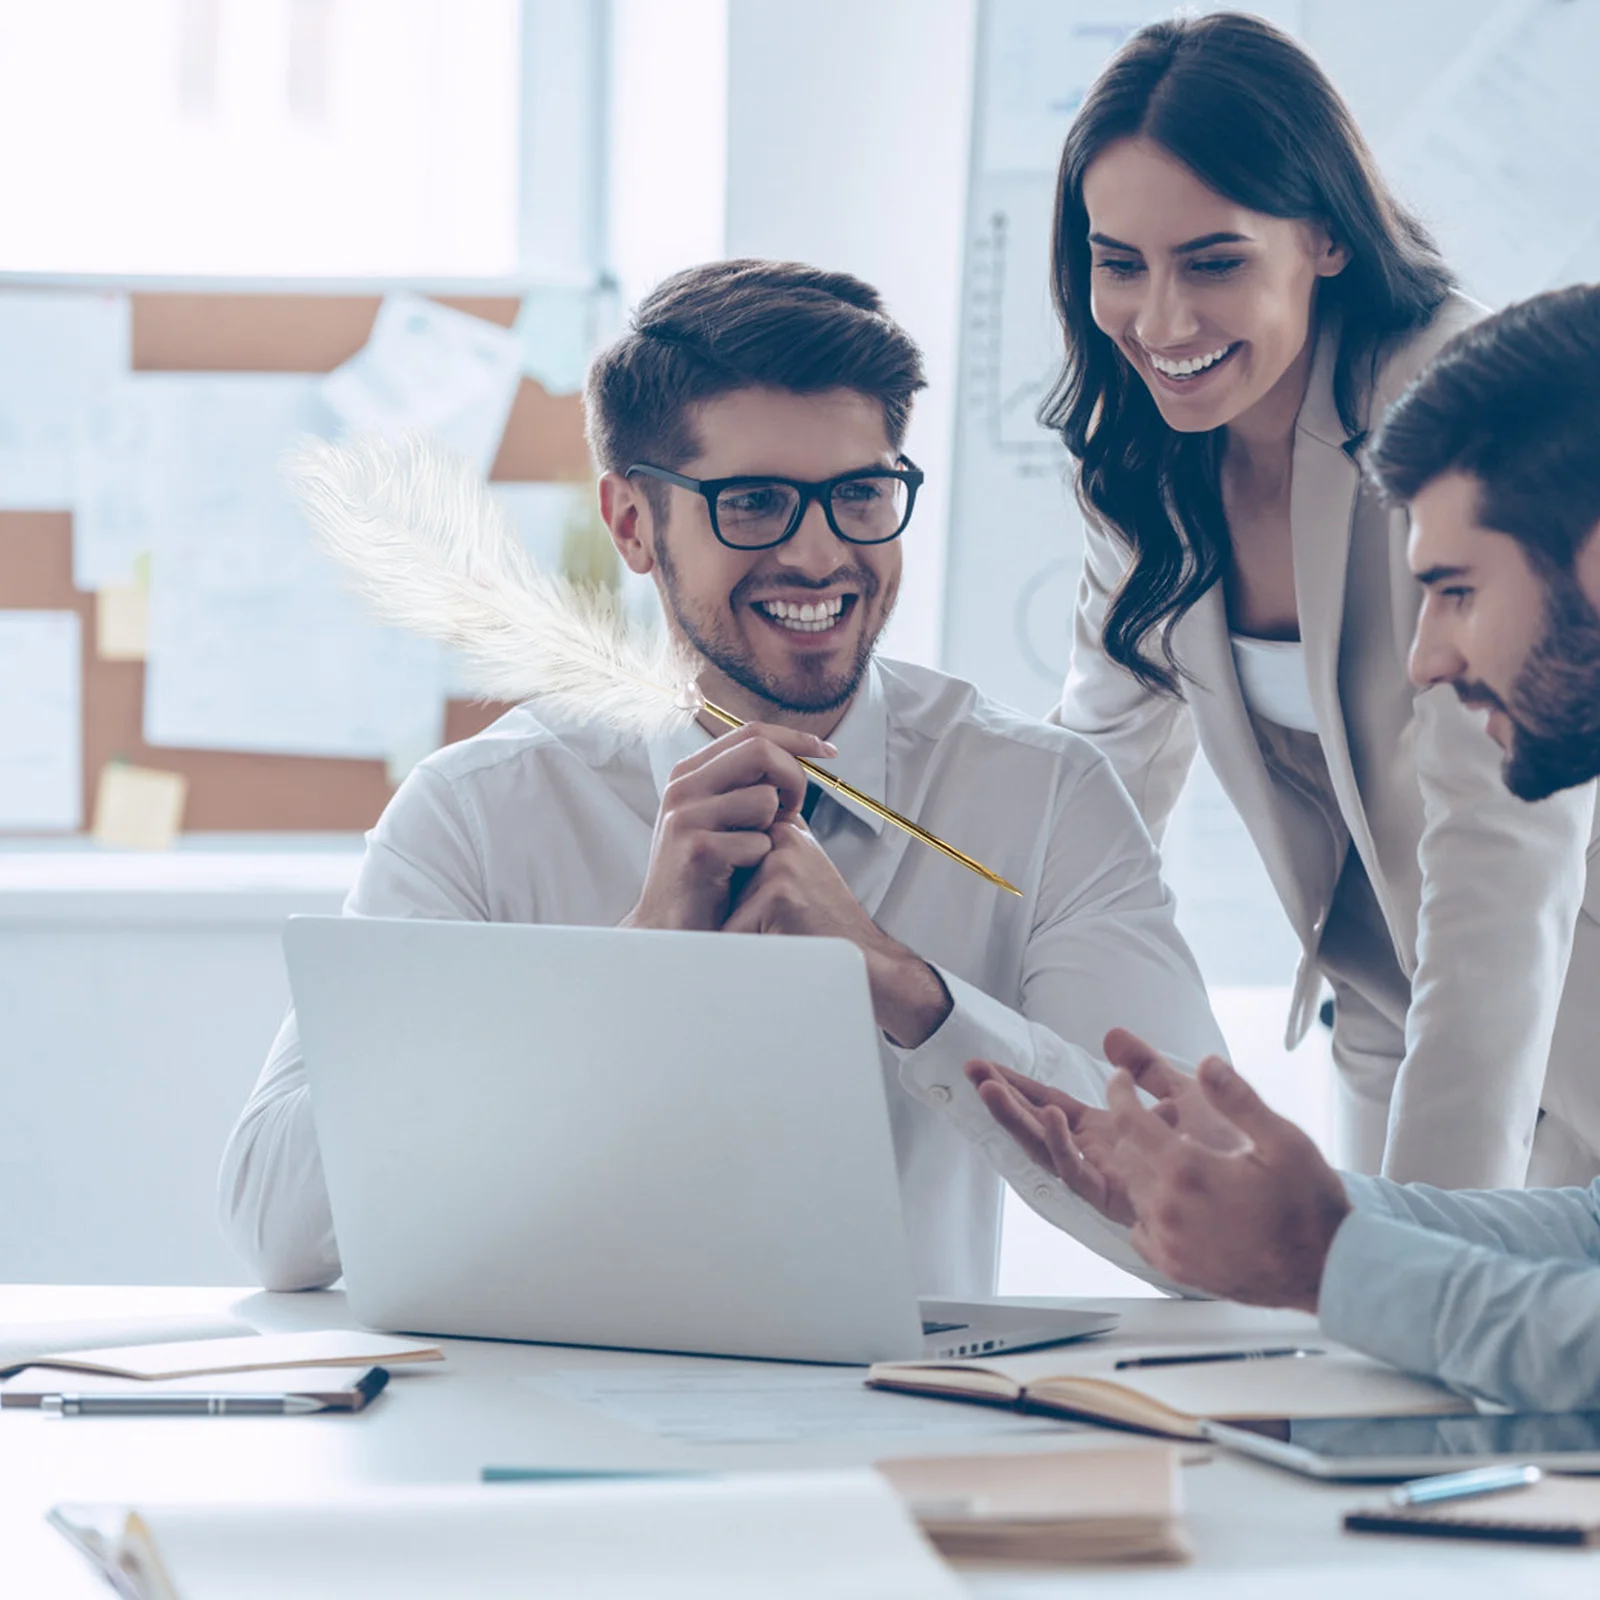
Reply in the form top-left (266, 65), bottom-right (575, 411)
top-left (2, 1285), bottom-right (1588, 1597)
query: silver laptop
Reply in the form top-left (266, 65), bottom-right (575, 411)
top-left (283, 916), bottom-right (1117, 1365)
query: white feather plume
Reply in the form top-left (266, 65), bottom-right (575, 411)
top-left (285, 433), bottom-right (699, 738)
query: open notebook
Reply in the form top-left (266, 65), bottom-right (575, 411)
top-left (49, 1475), bottom-right (964, 1600)
top-left (877, 1445), bottom-right (1189, 1564)
top-left (0, 1311), bottom-right (247, 1375)
top-left (868, 1340), bottom-right (1472, 1442)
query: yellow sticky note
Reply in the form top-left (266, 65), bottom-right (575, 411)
top-left (92, 764), bottom-right (188, 851)
top-left (96, 580), bottom-right (149, 661)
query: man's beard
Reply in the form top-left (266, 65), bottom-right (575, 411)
top-left (654, 532), bottom-right (892, 715)
top-left (1463, 573), bottom-right (1600, 802)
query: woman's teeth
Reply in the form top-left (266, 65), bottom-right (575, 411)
top-left (756, 597), bottom-right (846, 632)
top-left (1149, 343), bottom-right (1236, 379)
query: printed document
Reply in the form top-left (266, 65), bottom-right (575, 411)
top-left (0, 610), bottom-right (82, 830)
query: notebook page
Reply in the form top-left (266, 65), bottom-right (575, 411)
top-left (96, 1476), bottom-right (964, 1600)
top-left (22, 1330), bottom-right (441, 1379)
top-left (1062, 1349), bottom-right (1468, 1421)
top-left (0, 1312), bottom-right (246, 1375)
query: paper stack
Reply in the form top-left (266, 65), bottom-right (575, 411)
top-left (878, 1446), bottom-right (1190, 1564)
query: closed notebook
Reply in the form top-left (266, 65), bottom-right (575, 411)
top-left (876, 1445), bottom-right (1190, 1564)
top-left (867, 1341), bottom-right (1471, 1442)
top-left (0, 1330), bottom-right (442, 1381)
top-left (48, 1474), bottom-right (965, 1600)
top-left (1345, 1477), bottom-right (1600, 1546)
top-left (2, 1364), bottom-right (390, 1411)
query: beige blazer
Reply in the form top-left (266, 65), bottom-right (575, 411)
top-left (1054, 295), bottom-right (1600, 1189)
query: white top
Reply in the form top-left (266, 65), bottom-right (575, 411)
top-left (1229, 634), bottom-right (1320, 734)
top-left (217, 657), bottom-right (1224, 1298)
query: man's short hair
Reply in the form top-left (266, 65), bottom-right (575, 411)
top-left (584, 259), bottom-right (927, 492)
top-left (1367, 283), bottom-right (1600, 573)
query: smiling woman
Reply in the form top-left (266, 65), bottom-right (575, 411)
top-left (1041, 13), bottom-right (1600, 1196)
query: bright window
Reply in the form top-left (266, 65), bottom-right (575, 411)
top-left (0, 0), bottom-right (524, 277)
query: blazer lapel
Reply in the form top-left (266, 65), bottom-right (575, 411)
top-left (1291, 332), bottom-right (1379, 878)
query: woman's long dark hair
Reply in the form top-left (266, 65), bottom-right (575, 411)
top-left (1042, 13), bottom-right (1454, 693)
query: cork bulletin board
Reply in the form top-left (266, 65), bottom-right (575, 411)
top-left (0, 290), bottom-right (591, 833)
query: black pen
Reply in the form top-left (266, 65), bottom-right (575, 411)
top-left (1114, 1346), bottom-right (1325, 1371)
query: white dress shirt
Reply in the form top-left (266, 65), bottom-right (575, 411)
top-left (218, 657), bottom-right (1225, 1294)
top-left (1325, 1173), bottom-right (1600, 1411)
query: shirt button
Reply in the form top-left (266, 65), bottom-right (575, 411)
top-left (929, 1085), bottom-right (952, 1104)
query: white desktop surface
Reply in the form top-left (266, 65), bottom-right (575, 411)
top-left (1, 1285), bottom-right (1587, 1597)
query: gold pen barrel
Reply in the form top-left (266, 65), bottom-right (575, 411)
top-left (697, 699), bottom-right (1023, 896)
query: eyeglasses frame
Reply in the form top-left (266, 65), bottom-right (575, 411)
top-left (623, 455), bottom-right (924, 551)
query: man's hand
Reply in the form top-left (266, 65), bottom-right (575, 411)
top-left (965, 1030), bottom-right (1245, 1227)
top-left (1103, 1056), bottom-right (1352, 1311)
top-left (724, 818), bottom-right (952, 1048)
top-left (622, 724), bottom-right (834, 932)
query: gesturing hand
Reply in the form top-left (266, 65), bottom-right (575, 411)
top-left (1103, 1056), bottom-right (1352, 1311)
top-left (622, 724), bottom-right (835, 932)
top-left (965, 1030), bottom-right (1245, 1227)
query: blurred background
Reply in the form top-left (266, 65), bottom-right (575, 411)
top-left (2, 0), bottom-right (1596, 1291)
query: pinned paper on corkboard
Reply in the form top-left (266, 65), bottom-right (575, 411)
top-left (95, 559), bottom-right (150, 661)
top-left (92, 762), bottom-right (189, 850)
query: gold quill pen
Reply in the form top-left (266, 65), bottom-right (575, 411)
top-left (287, 435), bottom-right (1020, 896)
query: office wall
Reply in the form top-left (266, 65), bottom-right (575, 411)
top-left (723, 0), bottom-right (977, 671)
top-left (0, 862), bottom-right (352, 1283)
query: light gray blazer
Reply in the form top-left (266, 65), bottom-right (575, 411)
top-left (1054, 295), bottom-right (1600, 1189)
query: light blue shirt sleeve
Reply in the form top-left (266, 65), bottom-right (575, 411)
top-left (1319, 1173), bottom-right (1600, 1411)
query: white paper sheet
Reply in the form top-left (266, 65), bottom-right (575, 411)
top-left (0, 610), bottom-right (82, 831)
top-left (139, 375), bottom-right (444, 762)
top-left (53, 1474), bottom-right (964, 1600)
top-left (0, 290), bottom-right (128, 508)
top-left (322, 293), bottom-right (523, 471)
top-left (514, 284), bottom-right (591, 394)
top-left (525, 1367), bottom-right (1066, 1444)
top-left (72, 378), bottom-right (182, 589)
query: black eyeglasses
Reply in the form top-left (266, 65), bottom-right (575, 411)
top-left (625, 456), bottom-right (924, 551)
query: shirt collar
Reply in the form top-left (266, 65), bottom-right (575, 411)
top-left (645, 660), bottom-right (890, 835)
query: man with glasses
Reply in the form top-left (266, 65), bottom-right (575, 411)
top-left (220, 259), bottom-right (1224, 1295)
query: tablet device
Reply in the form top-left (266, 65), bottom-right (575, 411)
top-left (1201, 1410), bottom-right (1600, 1480)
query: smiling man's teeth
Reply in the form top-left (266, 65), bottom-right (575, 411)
top-left (756, 596), bottom-right (846, 632)
top-left (1149, 343), bottom-right (1235, 378)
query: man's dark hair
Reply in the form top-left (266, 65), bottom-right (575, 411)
top-left (1368, 283), bottom-right (1600, 573)
top-left (585, 259), bottom-right (926, 504)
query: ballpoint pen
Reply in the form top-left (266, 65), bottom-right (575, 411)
top-left (1389, 1464), bottom-right (1543, 1507)
top-left (41, 1394), bottom-right (326, 1416)
top-left (1113, 1346), bottom-right (1326, 1370)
